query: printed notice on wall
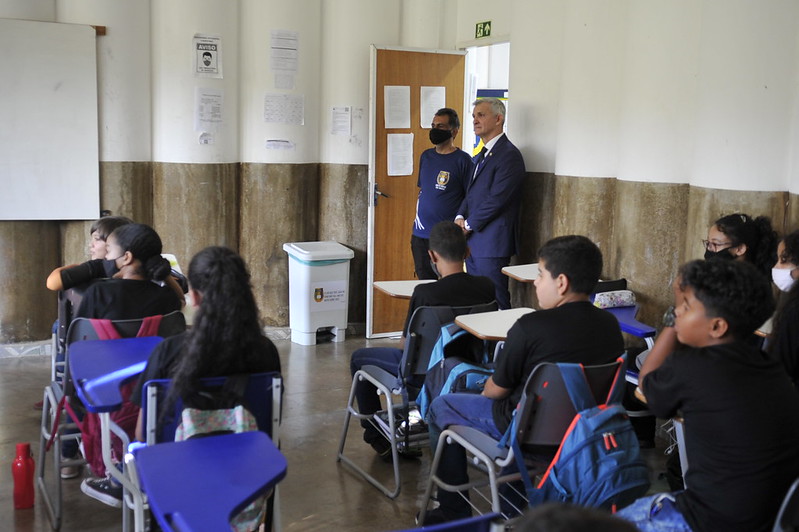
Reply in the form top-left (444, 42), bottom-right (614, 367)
top-left (310, 280), bottom-right (347, 312)
top-left (331, 106), bottom-right (352, 136)
top-left (193, 34), bottom-right (222, 78)
top-left (271, 30), bottom-right (298, 72)
top-left (194, 87), bottom-right (223, 131)
top-left (271, 30), bottom-right (298, 90)
top-left (420, 86), bottom-right (446, 128)
top-left (387, 133), bottom-right (414, 176)
top-left (264, 93), bottom-right (304, 125)
top-left (384, 85), bottom-right (410, 129)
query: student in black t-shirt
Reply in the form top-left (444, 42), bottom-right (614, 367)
top-left (82, 247), bottom-right (281, 508)
top-left (76, 223), bottom-right (181, 320)
top-left (617, 259), bottom-right (799, 532)
top-left (420, 235), bottom-right (624, 525)
top-left (130, 246), bottom-right (281, 426)
top-left (768, 229), bottom-right (799, 385)
top-left (350, 221), bottom-right (495, 460)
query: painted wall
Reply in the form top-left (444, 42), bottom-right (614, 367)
top-left (6, 0), bottom-right (799, 341)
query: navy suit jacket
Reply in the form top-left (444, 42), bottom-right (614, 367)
top-left (457, 134), bottom-right (526, 258)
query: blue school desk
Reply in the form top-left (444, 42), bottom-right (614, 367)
top-left (605, 306), bottom-right (656, 349)
top-left (69, 336), bottom-right (164, 532)
top-left (70, 336), bottom-right (164, 412)
top-left (133, 431), bottom-right (287, 532)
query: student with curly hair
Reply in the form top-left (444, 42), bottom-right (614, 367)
top-left (123, 247), bottom-right (281, 528)
top-left (618, 260), bottom-right (799, 532)
top-left (131, 246), bottom-right (281, 426)
top-left (768, 230), bottom-right (799, 384)
top-left (703, 212), bottom-right (777, 279)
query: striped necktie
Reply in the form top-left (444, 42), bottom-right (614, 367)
top-left (472, 146), bottom-right (488, 180)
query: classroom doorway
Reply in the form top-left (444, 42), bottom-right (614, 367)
top-left (365, 42), bottom-right (510, 338)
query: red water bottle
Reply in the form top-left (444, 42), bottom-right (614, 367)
top-left (12, 442), bottom-right (35, 509)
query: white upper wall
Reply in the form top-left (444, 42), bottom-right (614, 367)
top-left (616, 1), bottom-right (701, 185)
top-left (509, 0), bottom-right (799, 192)
top-left (690, 0), bottom-right (797, 191)
top-left (318, 0), bottom-right (401, 165)
top-left (151, 0), bottom-right (240, 163)
top-left (553, 0), bottom-right (626, 179)
top-left (57, 0), bottom-right (152, 162)
top-left (6, 0), bottom-right (799, 194)
top-left (0, 0), bottom-right (53, 21)
top-left (240, 0), bottom-right (321, 164)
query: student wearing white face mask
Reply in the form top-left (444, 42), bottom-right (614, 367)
top-left (768, 230), bottom-right (799, 385)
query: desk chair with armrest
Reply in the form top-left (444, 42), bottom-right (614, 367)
top-left (37, 311), bottom-right (186, 531)
top-left (773, 476), bottom-right (799, 532)
top-left (128, 372), bottom-right (283, 532)
top-left (419, 358), bottom-right (626, 521)
top-left (337, 301), bottom-right (497, 499)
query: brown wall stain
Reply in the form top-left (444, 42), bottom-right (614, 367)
top-left (5, 163), bottom-right (799, 342)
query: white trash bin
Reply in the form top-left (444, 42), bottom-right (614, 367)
top-left (282, 241), bottom-right (354, 345)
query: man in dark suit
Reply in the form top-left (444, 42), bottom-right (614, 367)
top-left (455, 97), bottom-right (526, 309)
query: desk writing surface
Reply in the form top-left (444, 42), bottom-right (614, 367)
top-left (134, 431), bottom-right (287, 532)
top-left (455, 307), bottom-right (534, 341)
top-left (374, 280), bottom-right (435, 299)
top-left (69, 336), bottom-right (163, 413)
top-left (501, 263), bottom-right (539, 282)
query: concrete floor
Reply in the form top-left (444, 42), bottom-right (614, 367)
top-left (0, 336), bottom-right (670, 532)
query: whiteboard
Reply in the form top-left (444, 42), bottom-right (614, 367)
top-left (0, 19), bottom-right (99, 220)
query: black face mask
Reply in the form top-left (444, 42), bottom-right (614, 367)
top-left (102, 258), bottom-right (120, 277)
top-left (429, 128), bottom-right (452, 146)
top-left (704, 248), bottom-right (736, 261)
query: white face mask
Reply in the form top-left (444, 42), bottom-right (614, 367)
top-left (772, 267), bottom-right (797, 292)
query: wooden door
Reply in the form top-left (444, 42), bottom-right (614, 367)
top-left (367, 47), bottom-right (466, 337)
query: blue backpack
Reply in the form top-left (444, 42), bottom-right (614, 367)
top-left (510, 359), bottom-right (650, 510)
top-left (417, 323), bottom-right (489, 419)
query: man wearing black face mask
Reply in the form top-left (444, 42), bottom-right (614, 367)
top-left (412, 108), bottom-right (473, 279)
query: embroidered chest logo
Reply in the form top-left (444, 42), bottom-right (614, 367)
top-left (435, 171), bottom-right (450, 190)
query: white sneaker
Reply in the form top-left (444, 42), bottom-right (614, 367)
top-left (60, 465), bottom-right (81, 479)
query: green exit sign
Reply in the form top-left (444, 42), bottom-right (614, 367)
top-left (475, 20), bottom-right (492, 39)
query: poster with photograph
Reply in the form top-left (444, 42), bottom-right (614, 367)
top-left (193, 34), bottom-right (222, 78)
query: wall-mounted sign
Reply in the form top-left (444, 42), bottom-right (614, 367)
top-left (475, 21), bottom-right (492, 39)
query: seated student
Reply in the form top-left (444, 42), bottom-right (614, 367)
top-left (703, 212), bottom-right (777, 280)
top-left (632, 212), bottom-right (779, 449)
top-left (513, 502), bottom-right (638, 532)
top-left (74, 224), bottom-right (182, 503)
top-left (768, 229), bottom-right (799, 385)
top-left (76, 223), bottom-right (182, 320)
top-left (617, 259), bottom-right (799, 532)
top-left (350, 221), bottom-right (495, 460)
top-left (125, 247), bottom-right (281, 529)
top-left (46, 215), bottom-right (133, 291)
top-left (421, 235), bottom-right (624, 524)
top-left (47, 215), bottom-right (186, 308)
top-left (81, 247), bottom-right (281, 511)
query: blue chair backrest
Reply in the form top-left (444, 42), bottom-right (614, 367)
top-left (142, 372), bottom-right (282, 446)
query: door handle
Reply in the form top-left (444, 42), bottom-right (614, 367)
top-left (373, 184), bottom-right (391, 206)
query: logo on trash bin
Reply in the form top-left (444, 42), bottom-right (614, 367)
top-left (314, 288), bottom-right (324, 302)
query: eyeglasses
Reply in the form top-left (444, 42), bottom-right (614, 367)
top-left (701, 239), bottom-right (733, 252)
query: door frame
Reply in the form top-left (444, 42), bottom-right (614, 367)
top-left (366, 45), bottom-right (468, 338)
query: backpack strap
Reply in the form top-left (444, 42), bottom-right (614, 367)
top-left (136, 314), bottom-right (163, 337)
top-left (89, 319), bottom-right (122, 340)
top-left (603, 354), bottom-right (627, 406)
top-left (558, 363), bottom-right (598, 412)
